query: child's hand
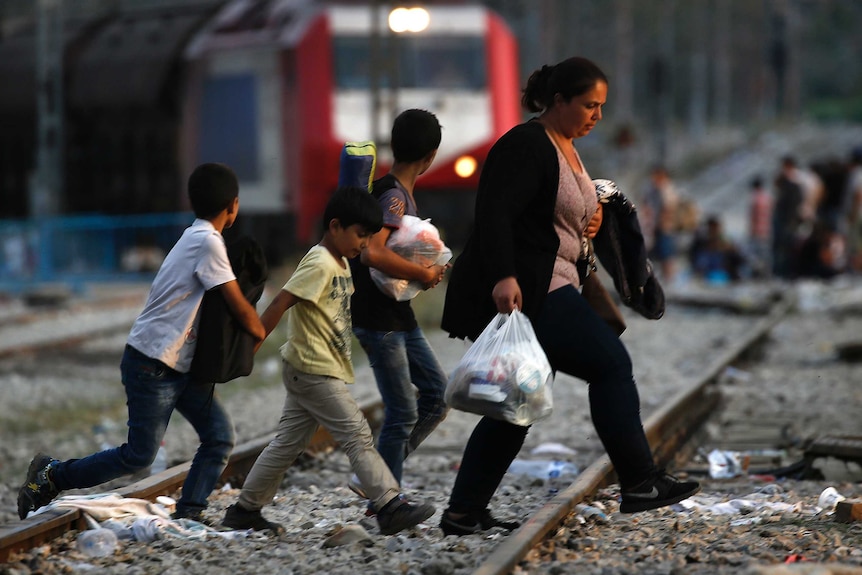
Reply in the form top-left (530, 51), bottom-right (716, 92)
top-left (422, 264), bottom-right (448, 289)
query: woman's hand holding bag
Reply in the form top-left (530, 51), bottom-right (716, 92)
top-left (445, 310), bottom-right (554, 426)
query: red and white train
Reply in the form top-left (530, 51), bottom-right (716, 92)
top-left (180, 0), bottom-right (521, 245)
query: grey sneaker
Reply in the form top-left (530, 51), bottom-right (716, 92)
top-left (17, 453), bottom-right (60, 520)
top-left (222, 503), bottom-right (284, 534)
top-left (376, 496), bottom-right (435, 535)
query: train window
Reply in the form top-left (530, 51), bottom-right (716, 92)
top-left (334, 37), bottom-right (379, 90)
top-left (399, 36), bottom-right (486, 90)
top-left (198, 74), bottom-right (260, 182)
top-left (333, 36), bottom-right (486, 91)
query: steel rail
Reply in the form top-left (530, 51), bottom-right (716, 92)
top-left (471, 296), bottom-right (791, 575)
top-left (0, 402), bottom-right (384, 562)
top-left (0, 297), bottom-right (790, 566)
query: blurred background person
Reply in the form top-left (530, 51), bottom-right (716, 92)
top-left (772, 156), bottom-right (806, 278)
top-left (844, 147), bottom-right (862, 272)
top-left (639, 165), bottom-right (680, 284)
top-left (748, 176), bottom-right (773, 279)
top-left (689, 215), bottom-right (745, 284)
top-left (797, 221), bottom-right (847, 279)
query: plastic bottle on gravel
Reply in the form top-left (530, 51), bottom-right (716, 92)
top-left (507, 459), bottom-right (579, 479)
top-left (77, 528), bottom-right (118, 557)
top-left (574, 503), bottom-right (608, 521)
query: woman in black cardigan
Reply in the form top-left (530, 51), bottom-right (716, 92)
top-left (439, 57), bottom-right (700, 536)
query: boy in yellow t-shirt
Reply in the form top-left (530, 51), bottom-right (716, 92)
top-left (221, 186), bottom-right (435, 536)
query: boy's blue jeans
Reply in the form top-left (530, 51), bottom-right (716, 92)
top-left (353, 326), bottom-right (448, 484)
top-left (52, 345), bottom-right (235, 516)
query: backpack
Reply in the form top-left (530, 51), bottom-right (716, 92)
top-left (190, 235), bottom-right (268, 383)
top-left (338, 141), bottom-right (377, 192)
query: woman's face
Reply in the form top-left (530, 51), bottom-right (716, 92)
top-left (555, 80), bottom-right (607, 139)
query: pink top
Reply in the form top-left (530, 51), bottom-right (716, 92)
top-left (750, 189), bottom-right (772, 240)
top-left (547, 135), bottom-right (597, 291)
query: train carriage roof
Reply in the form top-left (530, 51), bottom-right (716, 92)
top-left (0, 2), bottom-right (222, 114)
top-left (70, 6), bottom-right (220, 109)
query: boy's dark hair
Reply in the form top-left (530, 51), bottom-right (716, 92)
top-left (391, 109), bottom-right (442, 163)
top-left (322, 186), bottom-right (384, 234)
top-left (188, 163), bottom-right (239, 219)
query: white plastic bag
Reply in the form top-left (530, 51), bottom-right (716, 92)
top-left (445, 310), bottom-right (554, 426)
top-left (370, 215), bottom-right (452, 301)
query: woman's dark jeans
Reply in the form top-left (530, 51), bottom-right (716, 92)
top-left (447, 285), bottom-right (656, 515)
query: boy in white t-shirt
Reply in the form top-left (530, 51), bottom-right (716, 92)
top-left (220, 186), bottom-right (435, 536)
top-left (17, 163), bottom-right (266, 522)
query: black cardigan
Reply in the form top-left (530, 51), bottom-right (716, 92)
top-left (441, 120), bottom-right (562, 340)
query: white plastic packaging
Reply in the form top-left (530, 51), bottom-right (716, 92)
top-left (818, 487), bottom-right (846, 511)
top-left (707, 449), bottom-right (745, 479)
top-left (76, 528), bottom-right (118, 557)
top-left (507, 459), bottom-right (579, 479)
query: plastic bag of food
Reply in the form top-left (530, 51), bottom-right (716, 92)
top-left (445, 310), bottom-right (554, 426)
top-left (370, 215), bottom-right (452, 301)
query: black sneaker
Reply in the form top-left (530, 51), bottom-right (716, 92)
top-left (171, 508), bottom-right (223, 527)
top-left (440, 509), bottom-right (521, 536)
top-left (619, 471), bottom-right (700, 513)
top-left (376, 496), bottom-right (435, 535)
top-left (17, 453), bottom-right (60, 520)
top-left (222, 503), bottom-right (284, 534)
top-left (478, 509), bottom-right (521, 531)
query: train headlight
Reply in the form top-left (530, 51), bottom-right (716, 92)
top-left (454, 155), bottom-right (477, 179)
top-left (389, 7), bottom-right (430, 33)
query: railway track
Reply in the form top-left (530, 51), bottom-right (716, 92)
top-left (0, 293), bottom-right (792, 570)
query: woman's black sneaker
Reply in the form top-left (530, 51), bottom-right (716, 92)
top-left (619, 471), bottom-right (700, 513)
top-left (478, 509), bottom-right (521, 531)
top-left (440, 509), bottom-right (520, 536)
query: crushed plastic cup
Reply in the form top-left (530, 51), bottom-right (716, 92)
top-left (76, 528), bottom-right (118, 557)
top-left (515, 361), bottom-right (544, 393)
top-left (818, 487), bottom-right (845, 511)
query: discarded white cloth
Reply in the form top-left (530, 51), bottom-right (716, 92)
top-left (35, 493), bottom-right (250, 542)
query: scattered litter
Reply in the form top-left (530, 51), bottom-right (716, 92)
top-left (676, 494), bottom-right (794, 516)
top-left (817, 486), bottom-right (846, 511)
top-left (530, 442), bottom-right (577, 458)
top-left (721, 366), bottom-right (752, 383)
top-left (37, 493), bottom-right (251, 542)
top-left (707, 449), bottom-right (748, 478)
top-left (76, 527), bottom-right (118, 557)
top-left (507, 459), bottom-right (579, 479)
top-left (573, 503), bottom-right (607, 522)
